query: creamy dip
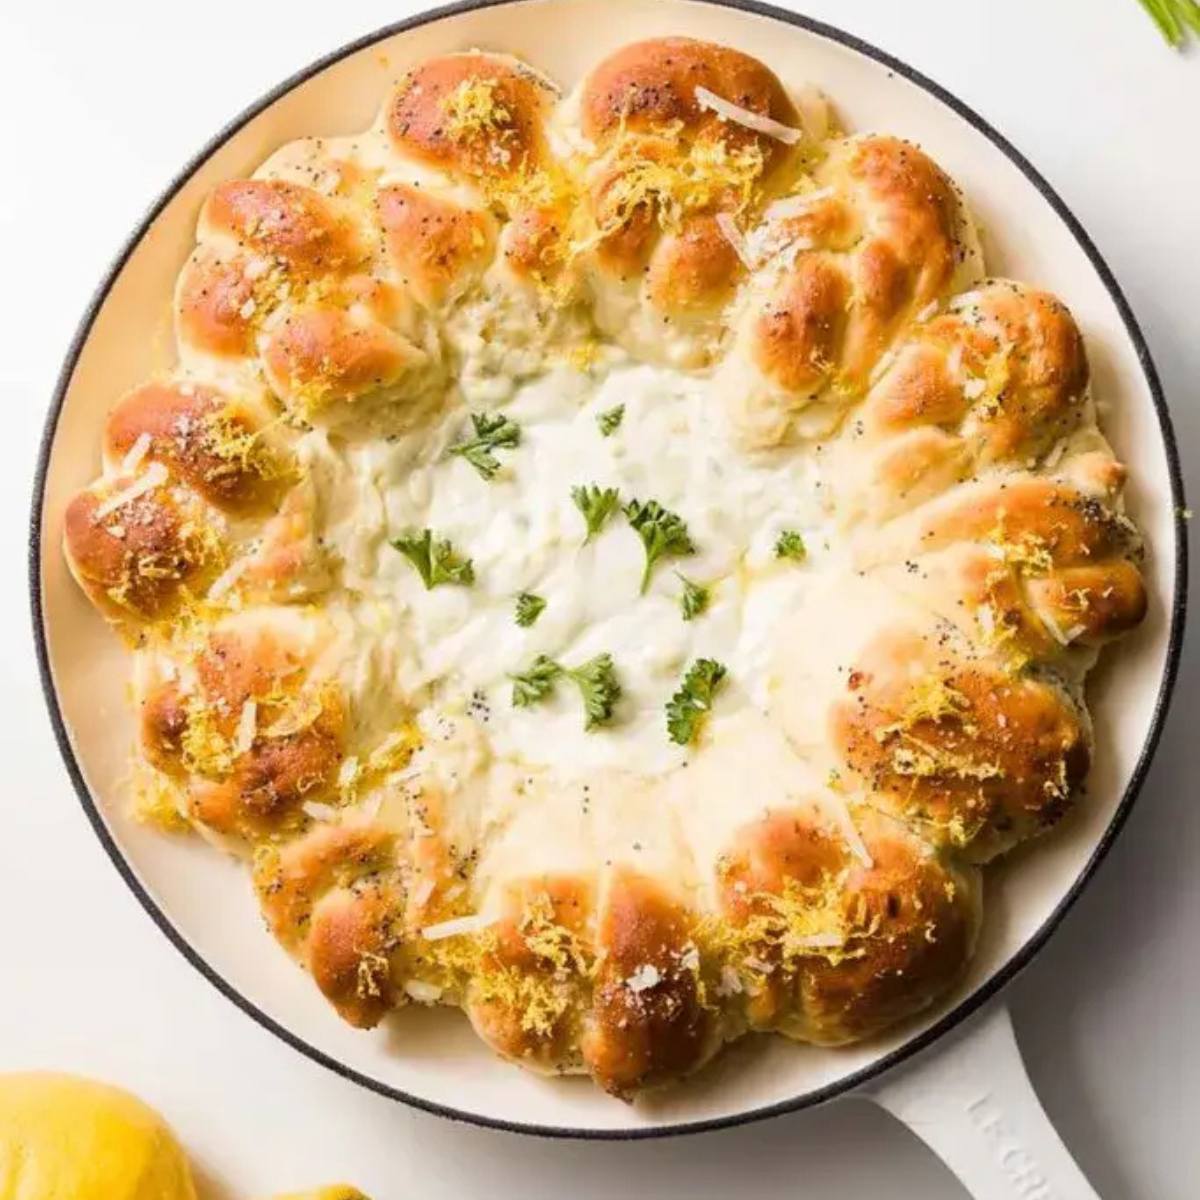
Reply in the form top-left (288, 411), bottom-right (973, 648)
top-left (300, 355), bottom-right (836, 779)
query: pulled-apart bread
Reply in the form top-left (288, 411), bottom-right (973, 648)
top-left (63, 36), bottom-right (1146, 1098)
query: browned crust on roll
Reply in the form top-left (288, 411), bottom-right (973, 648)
top-left (465, 875), bottom-right (593, 1072)
top-left (644, 213), bottom-right (743, 315)
top-left (255, 820), bottom-right (402, 1027)
top-left (104, 382), bottom-right (287, 514)
top-left (387, 53), bottom-right (555, 180)
top-left (753, 254), bottom-right (850, 393)
top-left (906, 475), bottom-right (1147, 655)
top-left (261, 306), bottom-right (420, 414)
top-left (308, 883), bottom-right (404, 1027)
top-left (140, 619), bottom-right (348, 838)
top-left (201, 179), bottom-right (368, 273)
top-left (577, 38), bottom-right (799, 327)
top-left (832, 626), bottom-right (1089, 861)
top-left (751, 136), bottom-right (970, 398)
top-left (377, 184), bottom-right (496, 307)
top-left (580, 37), bottom-right (797, 148)
top-left (717, 806), bottom-right (979, 1043)
top-left (62, 481), bottom-right (219, 622)
top-left (175, 248), bottom-right (259, 359)
top-left (582, 869), bottom-right (717, 1097)
top-left (187, 705), bottom-right (343, 837)
top-left (853, 281), bottom-right (1091, 518)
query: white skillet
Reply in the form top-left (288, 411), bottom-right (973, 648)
top-left (29, 1), bottom-right (1187, 1195)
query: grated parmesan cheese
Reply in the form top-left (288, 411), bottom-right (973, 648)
top-left (764, 187), bottom-right (834, 222)
top-left (715, 211), bottom-right (754, 268)
top-left (694, 86), bottom-right (803, 145)
top-left (869, 345), bottom-right (900, 386)
top-left (625, 963), bottom-right (661, 993)
top-left (120, 433), bottom-right (153, 476)
top-left (1042, 438), bottom-right (1068, 470)
top-left (794, 931), bottom-right (845, 949)
top-left (716, 965), bottom-right (743, 996)
top-left (207, 558), bottom-right (246, 601)
top-left (301, 800), bottom-right (339, 822)
top-left (337, 756), bottom-right (360, 790)
top-left (421, 913), bottom-right (493, 942)
top-left (949, 290), bottom-right (983, 313)
top-left (410, 877), bottom-right (437, 911)
top-left (404, 979), bottom-right (444, 1003)
top-left (94, 462), bottom-right (169, 520)
top-left (233, 699), bottom-right (257, 755)
top-left (831, 800), bottom-right (874, 869)
top-left (1040, 610), bottom-right (1073, 646)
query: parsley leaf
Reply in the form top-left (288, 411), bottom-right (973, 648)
top-left (774, 530), bottom-right (808, 562)
top-left (572, 484), bottom-right (621, 543)
top-left (624, 498), bottom-right (695, 593)
top-left (511, 655), bottom-right (563, 708)
top-left (390, 529), bottom-right (475, 589)
top-left (597, 404), bottom-right (625, 437)
top-left (564, 653), bottom-right (622, 730)
top-left (666, 658), bottom-right (728, 746)
top-left (449, 411), bottom-right (520, 480)
top-left (677, 573), bottom-right (711, 621)
top-left (510, 651), bottom-right (622, 730)
top-left (514, 592), bottom-right (547, 627)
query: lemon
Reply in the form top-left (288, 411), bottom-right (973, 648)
top-left (269, 1190), bottom-right (369, 1200)
top-left (0, 1073), bottom-right (196, 1200)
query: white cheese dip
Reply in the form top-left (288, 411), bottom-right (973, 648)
top-left (302, 355), bottom-right (835, 778)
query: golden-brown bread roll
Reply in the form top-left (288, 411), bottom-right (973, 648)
top-left (829, 625), bottom-right (1088, 861)
top-left (568, 37), bottom-right (806, 365)
top-left (103, 381), bottom-right (288, 514)
top-left (62, 474), bottom-right (222, 624)
top-left (722, 134), bottom-right (982, 443)
top-left (255, 817), bottom-right (404, 1027)
top-left (136, 609), bottom-right (345, 838)
top-left (715, 805), bottom-right (980, 1042)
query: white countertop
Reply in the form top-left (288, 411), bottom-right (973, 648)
top-left (1, 1), bottom-right (1196, 1195)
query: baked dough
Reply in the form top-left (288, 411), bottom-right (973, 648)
top-left (62, 38), bottom-right (1146, 1098)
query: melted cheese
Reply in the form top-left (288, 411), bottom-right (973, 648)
top-left (305, 356), bottom-right (836, 779)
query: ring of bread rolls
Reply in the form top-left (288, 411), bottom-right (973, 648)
top-left (62, 38), bottom-right (1145, 1099)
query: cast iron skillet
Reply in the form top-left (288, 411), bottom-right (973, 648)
top-left (29, 0), bottom-right (1186, 1177)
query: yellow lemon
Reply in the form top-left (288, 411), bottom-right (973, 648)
top-left (0, 1073), bottom-right (196, 1200)
top-left (269, 1190), bottom-right (370, 1200)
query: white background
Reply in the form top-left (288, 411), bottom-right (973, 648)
top-left (1, 1), bottom-right (1196, 1196)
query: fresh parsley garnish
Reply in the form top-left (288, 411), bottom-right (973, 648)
top-left (666, 658), bottom-right (728, 746)
top-left (449, 411), bottom-right (520, 480)
top-left (597, 404), bottom-right (625, 437)
top-left (390, 529), bottom-right (475, 589)
top-left (510, 652), bottom-right (622, 730)
top-left (624, 498), bottom-right (695, 593)
top-left (572, 484), bottom-right (621, 543)
top-left (1137, 0), bottom-right (1200, 45)
top-left (514, 592), bottom-right (547, 627)
top-left (677, 573), bottom-right (710, 621)
top-left (568, 653), bottom-right (622, 730)
top-left (774, 530), bottom-right (808, 562)
top-left (511, 654), bottom-right (563, 708)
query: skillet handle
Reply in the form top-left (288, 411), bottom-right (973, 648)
top-left (861, 1002), bottom-right (1100, 1199)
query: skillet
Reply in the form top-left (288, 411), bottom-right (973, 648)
top-left (29, 0), bottom-right (1186, 1190)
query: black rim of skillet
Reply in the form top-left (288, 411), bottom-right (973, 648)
top-left (28, 0), bottom-right (1189, 1141)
